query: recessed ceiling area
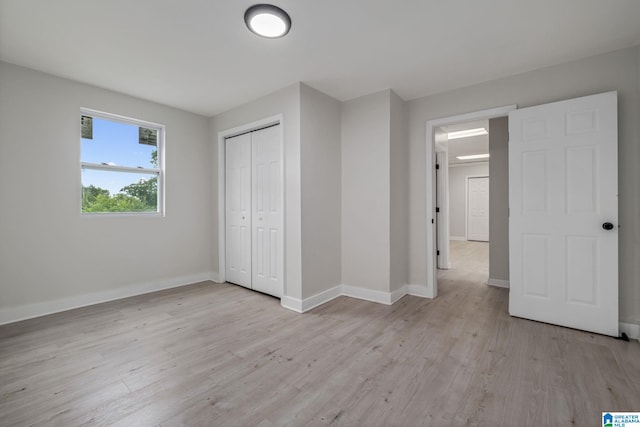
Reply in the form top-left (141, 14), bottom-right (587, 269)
top-left (1, 1), bottom-right (639, 116)
top-left (439, 120), bottom-right (489, 165)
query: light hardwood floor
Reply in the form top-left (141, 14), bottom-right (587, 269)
top-left (439, 240), bottom-right (489, 282)
top-left (1, 243), bottom-right (638, 426)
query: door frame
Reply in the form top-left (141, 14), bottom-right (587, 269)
top-left (466, 175), bottom-right (490, 242)
top-left (217, 114), bottom-right (284, 294)
top-left (435, 150), bottom-right (450, 269)
top-left (425, 105), bottom-right (516, 298)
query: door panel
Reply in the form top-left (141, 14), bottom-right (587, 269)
top-left (509, 91), bottom-right (618, 336)
top-left (521, 151), bottom-right (547, 212)
top-left (251, 125), bottom-right (283, 298)
top-left (566, 236), bottom-right (597, 305)
top-left (566, 147), bottom-right (597, 213)
top-left (225, 133), bottom-right (252, 288)
top-left (522, 234), bottom-right (549, 298)
top-left (467, 176), bottom-right (489, 241)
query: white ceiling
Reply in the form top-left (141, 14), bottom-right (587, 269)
top-left (438, 120), bottom-right (489, 165)
top-left (441, 120), bottom-right (488, 134)
top-left (1, 1), bottom-right (639, 116)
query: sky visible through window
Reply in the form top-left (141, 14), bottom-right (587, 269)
top-left (81, 117), bottom-right (158, 195)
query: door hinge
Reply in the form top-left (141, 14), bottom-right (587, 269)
top-left (437, 250), bottom-right (440, 256)
top-left (436, 164), bottom-right (440, 170)
top-left (436, 207), bottom-right (440, 213)
top-left (431, 218), bottom-right (434, 224)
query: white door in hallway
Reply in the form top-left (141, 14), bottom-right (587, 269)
top-left (225, 124), bottom-right (283, 298)
top-left (467, 176), bottom-right (489, 242)
top-left (509, 91), bottom-right (618, 337)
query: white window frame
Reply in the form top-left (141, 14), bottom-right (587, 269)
top-left (80, 108), bottom-right (165, 217)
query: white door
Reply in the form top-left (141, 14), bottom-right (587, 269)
top-left (225, 133), bottom-right (252, 288)
top-left (251, 125), bottom-right (283, 297)
top-left (509, 91), bottom-right (618, 336)
top-left (467, 176), bottom-right (490, 242)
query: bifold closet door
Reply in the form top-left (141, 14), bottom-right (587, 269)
top-left (251, 125), bottom-right (283, 297)
top-left (225, 125), bottom-right (283, 298)
top-left (225, 133), bottom-right (252, 288)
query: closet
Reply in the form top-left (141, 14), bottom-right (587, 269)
top-left (225, 124), bottom-right (283, 298)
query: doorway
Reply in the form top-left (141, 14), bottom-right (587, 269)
top-left (434, 119), bottom-right (492, 287)
top-left (426, 93), bottom-right (619, 337)
top-left (425, 105), bottom-right (516, 298)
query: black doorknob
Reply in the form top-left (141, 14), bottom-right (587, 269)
top-left (602, 222), bottom-right (614, 230)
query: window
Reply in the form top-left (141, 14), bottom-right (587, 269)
top-left (80, 109), bottom-right (164, 215)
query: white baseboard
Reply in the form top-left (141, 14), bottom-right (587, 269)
top-left (389, 284), bottom-right (434, 302)
top-left (283, 285), bottom-right (640, 344)
top-left (210, 271), bottom-right (223, 283)
top-left (342, 284), bottom-right (397, 305)
top-left (281, 283), bottom-right (434, 314)
top-left (407, 284), bottom-right (433, 298)
top-left (281, 285), bottom-right (342, 314)
top-left (1, 277), bottom-right (427, 322)
top-left (488, 278), bottom-right (510, 288)
top-left (302, 286), bottom-right (342, 311)
top-left (0, 272), bottom-right (216, 326)
top-left (619, 322), bottom-right (640, 341)
top-left (280, 296), bottom-right (303, 313)
top-left (450, 236), bottom-right (466, 241)
top-left (389, 286), bottom-right (408, 304)
top-left (12, 275), bottom-right (630, 342)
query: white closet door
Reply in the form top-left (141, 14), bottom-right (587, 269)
top-left (251, 125), bottom-right (283, 297)
top-left (225, 133), bottom-right (252, 288)
top-left (467, 176), bottom-right (489, 242)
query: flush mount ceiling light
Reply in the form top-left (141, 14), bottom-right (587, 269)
top-left (448, 127), bottom-right (488, 140)
top-left (456, 154), bottom-right (490, 160)
top-left (244, 4), bottom-right (291, 38)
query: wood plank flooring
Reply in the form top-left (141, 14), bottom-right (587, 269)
top-left (1, 242), bottom-right (638, 426)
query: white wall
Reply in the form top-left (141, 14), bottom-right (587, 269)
top-left (447, 163), bottom-right (489, 239)
top-left (488, 117), bottom-right (509, 283)
top-left (408, 46), bottom-right (640, 326)
top-left (0, 61), bottom-right (213, 323)
top-left (390, 91), bottom-right (409, 292)
top-left (300, 84), bottom-right (342, 299)
top-left (4, 46), bottom-right (639, 328)
top-left (341, 90), bottom-right (391, 292)
top-left (209, 83), bottom-right (303, 300)
top-left (212, 85), bottom-right (407, 303)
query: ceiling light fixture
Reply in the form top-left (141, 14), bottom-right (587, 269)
top-left (244, 4), bottom-right (291, 38)
top-left (448, 127), bottom-right (488, 140)
top-left (456, 154), bottom-right (490, 160)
